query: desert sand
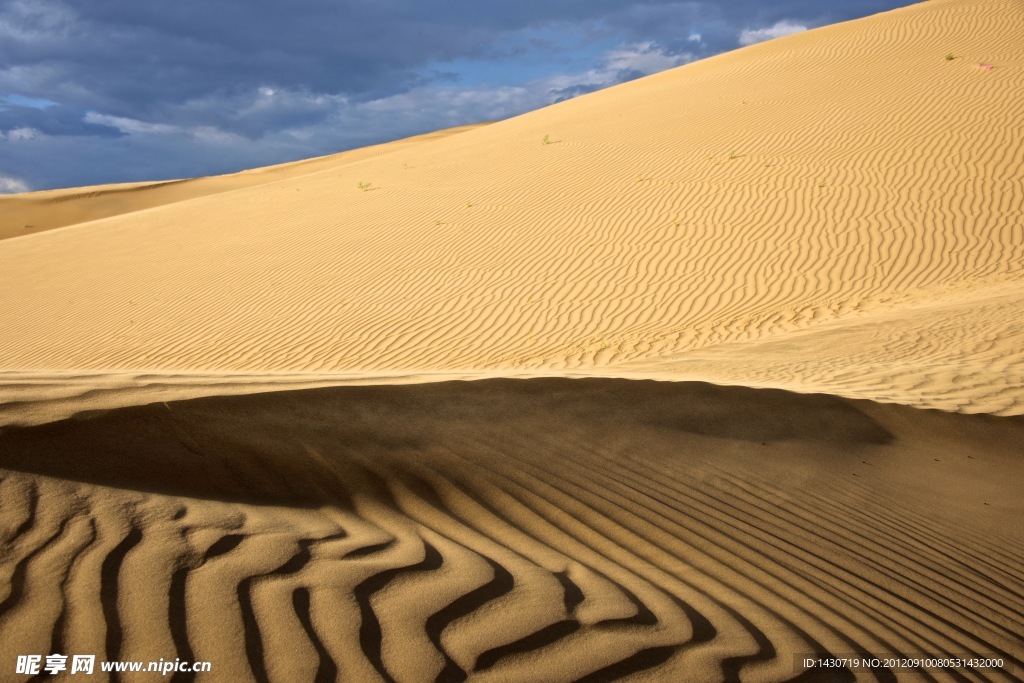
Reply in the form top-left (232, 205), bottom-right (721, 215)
top-left (1, 0), bottom-right (1022, 680)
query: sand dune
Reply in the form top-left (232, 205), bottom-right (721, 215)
top-left (0, 124), bottom-right (489, 241)
top-left (1, 380), bottom-right (1022, 682)
top-left (0, 0), bottom-right (1021, 415)
top-left (2, 0), bottom-right (1023, 680)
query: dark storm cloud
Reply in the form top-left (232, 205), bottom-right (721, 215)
top-left (2, 0), bottom-right (910, 115)
top-left (0, 0), bottom-right (917, 191)
top-left (2, 0), bottom-right (623, 119)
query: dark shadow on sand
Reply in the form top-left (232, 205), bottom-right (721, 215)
top-left (2, 376), bottom-right (1002, 507)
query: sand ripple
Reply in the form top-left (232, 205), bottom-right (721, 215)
top-left (1, 0), bottom-right (1022, 415)
top-left (1, 380), bottom-right (1021, 682)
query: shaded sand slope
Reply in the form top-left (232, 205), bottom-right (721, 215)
top-left (1, 380), bottom-right (1022, 682)
top-left (0, 124), bottom-right (489, 240)
top-left (0, 0), bottom-right (1022, 414)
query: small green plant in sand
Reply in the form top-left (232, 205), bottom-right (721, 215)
top-left (435, 219), bottom-right (446, 226)
top-left (945, 53), bottom-right (957, 61)
top-left (357, 181), bottom-right (373, 191)
top-left (728, 150), bottom-right (739, 160)
top-left (466, 201), bottom-right (474, 208)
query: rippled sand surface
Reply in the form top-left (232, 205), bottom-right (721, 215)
top-left (1, 0), bottom-right (1022, 679)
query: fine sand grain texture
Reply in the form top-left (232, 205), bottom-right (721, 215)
top-left (1, 0), bottom-right (1023, 680)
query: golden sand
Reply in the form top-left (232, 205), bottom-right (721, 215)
top-left (1, 0), bottom-right (1021, 680)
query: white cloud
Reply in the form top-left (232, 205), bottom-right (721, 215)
top-left (604, 42), bottom-right (692, 75)
top-left (240, 86), bottom-right (345, 115)
top-left (738, 20), bottom-right (808, 46)
top-left (84, 112), bottom-right (179, 135)
top-left (189, 126), bottom-right (247, 145)
top-left (541, 42), bottom-right (694, 95)
top-left (80, 112), bottom-right (247, 145)
top-left (1, 127), bottom-right (40, 141)
top-left (688, 33), bottom-right (702, 43)
top-left (0, 175), bottom-right (30, 193)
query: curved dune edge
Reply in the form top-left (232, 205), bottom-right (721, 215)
top-left (2, 271), bottom-right (1022, 430)
top-left (0, 378), bottom-right (1022, 683)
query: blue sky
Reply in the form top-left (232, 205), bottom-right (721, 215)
top-left (0, 0), bottom-right (916, 193)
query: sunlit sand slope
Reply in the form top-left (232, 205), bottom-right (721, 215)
top-left (0, 124), bottom-right (489, 240)
top-left (0, 0), bottom-right (1022, 414)
top-left (1, 380), bottom-right (1021, 682)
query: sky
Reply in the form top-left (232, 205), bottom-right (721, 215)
top-left (0, 0), bottom-right (917, 193)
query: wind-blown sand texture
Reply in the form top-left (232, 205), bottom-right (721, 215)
top-left (2, 381), bottom-right (1023, 682)
top-left (1, 0), bottom-right (1022, 680)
